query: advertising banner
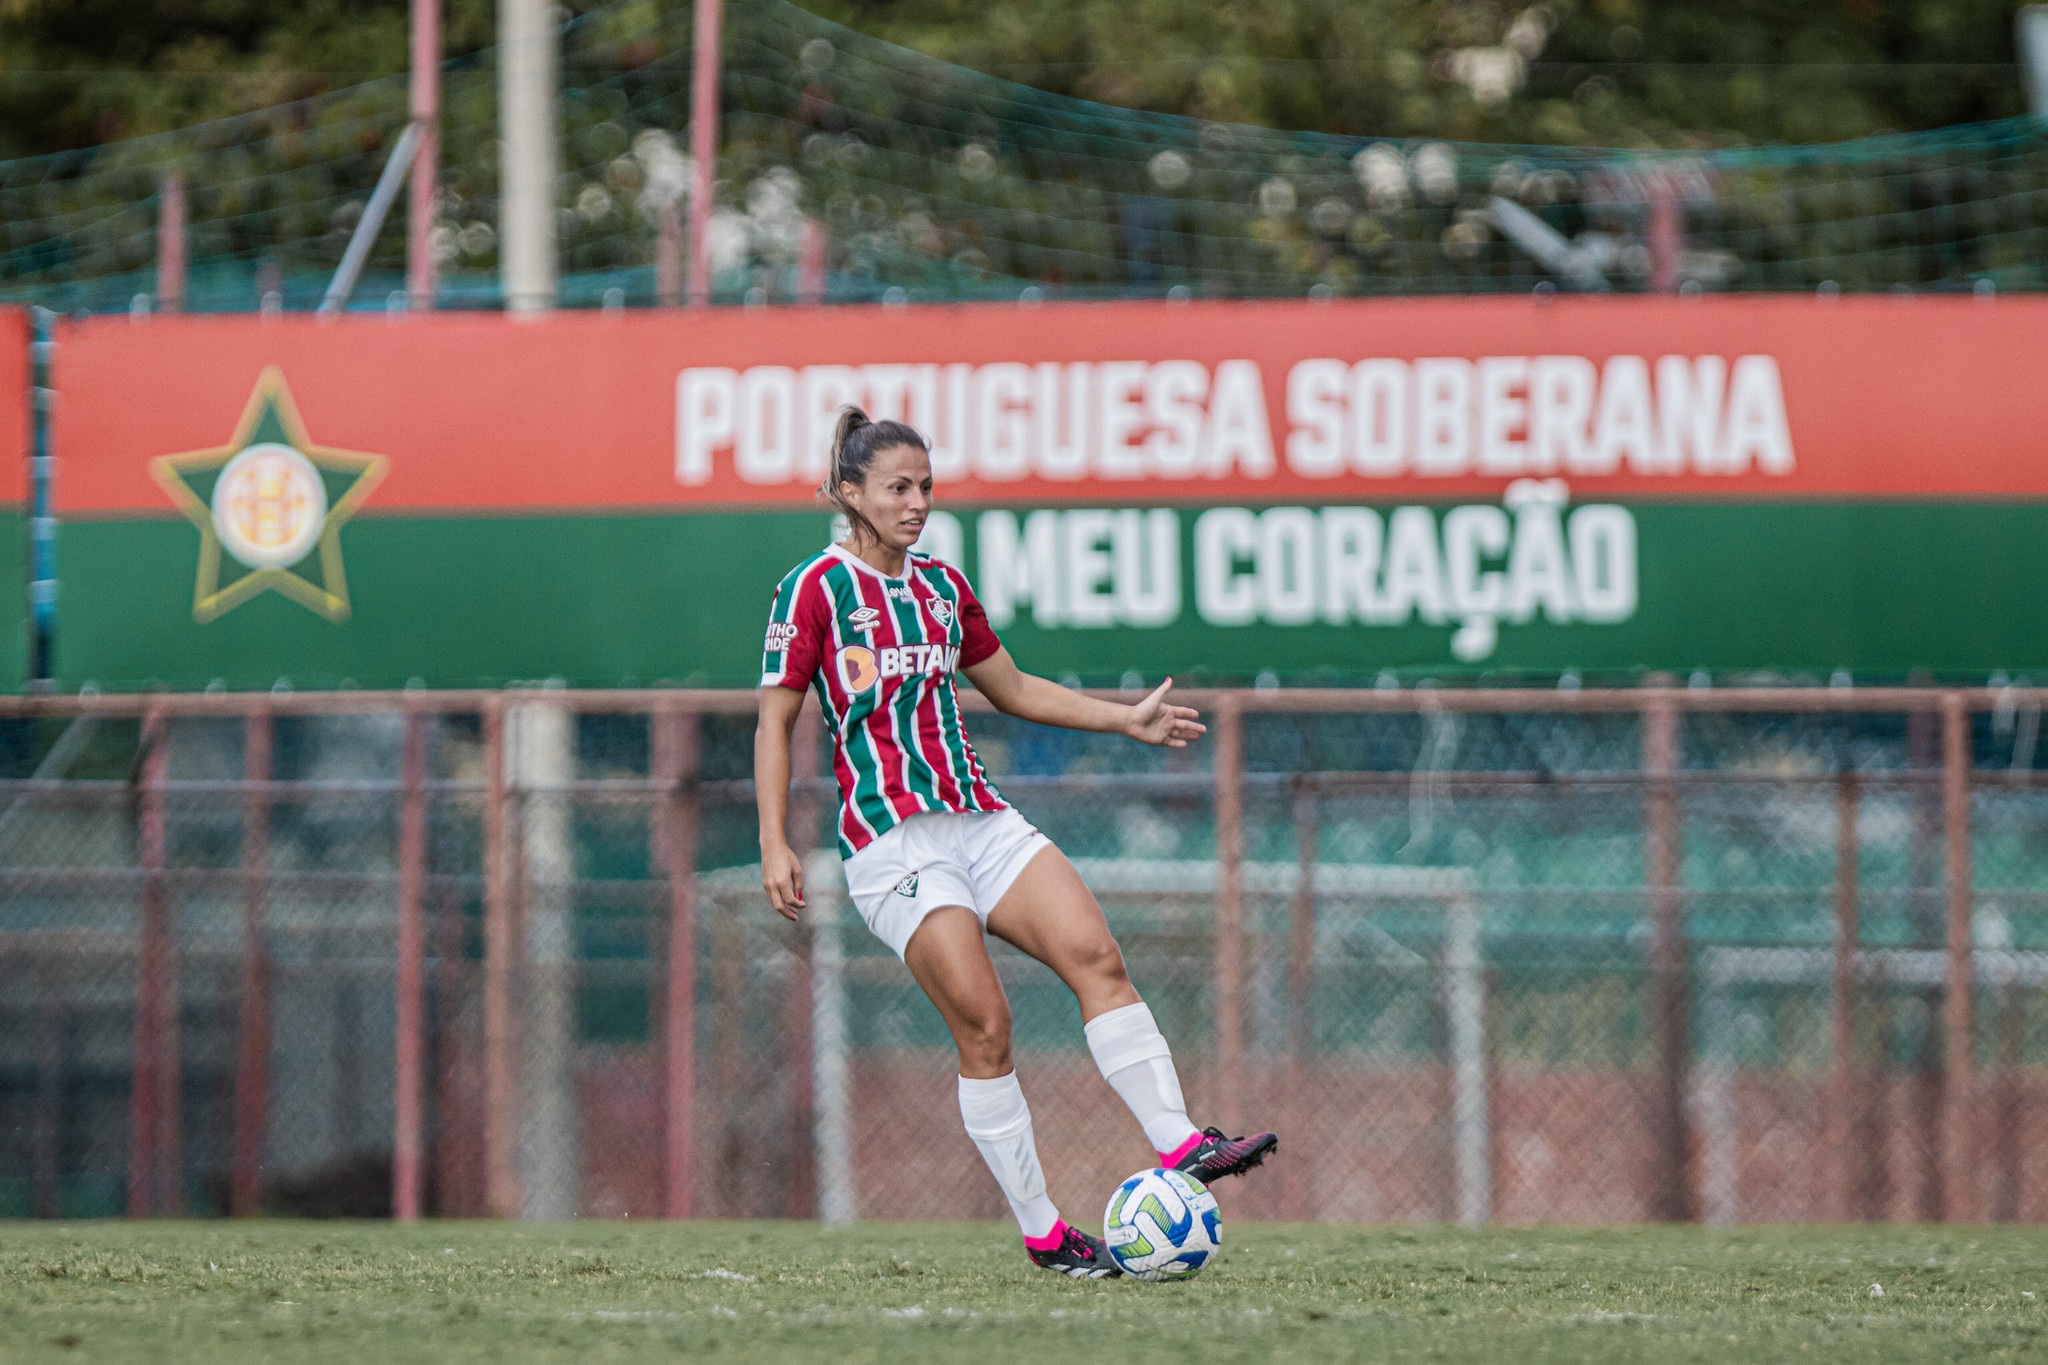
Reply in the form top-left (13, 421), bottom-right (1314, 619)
top-left (0, 309), bottom-right (27, 692)
top-left (52, 298), bottom-right (2048, 690)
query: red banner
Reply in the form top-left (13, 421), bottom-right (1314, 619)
top-left (54, 296), bottom-right (2048, 516)
top-left (0, 309), bottom-right (27, 505)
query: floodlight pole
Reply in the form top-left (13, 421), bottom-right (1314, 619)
top-left (408, 0), bottom-right (440, 309)
top-left (500, 0), bottom-right (559, 313)
top-left (687, 0), bottom-right (724, 306)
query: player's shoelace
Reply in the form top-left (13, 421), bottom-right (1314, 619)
top-left (1175, 1126), bottom-right (1279, 1180)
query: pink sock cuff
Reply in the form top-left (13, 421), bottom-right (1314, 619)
top-left (1159, 1132), bottom-right (1204, 1167)
top-left (1022, 1220), bottom-right (1068, 1252)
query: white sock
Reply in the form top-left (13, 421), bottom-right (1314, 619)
top-left (957, 1072), bottom-right (1062, 1241)
top-left (1084, 1001), bottom-right (1201, 1158)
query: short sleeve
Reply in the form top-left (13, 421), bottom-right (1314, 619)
top-left (949, 569), bottom-right (1003, 668)
top-left (762, 567), bottom-right (827, 690)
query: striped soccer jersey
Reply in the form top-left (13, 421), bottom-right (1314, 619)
top-left (762, 543), bottom-right (1008, 857)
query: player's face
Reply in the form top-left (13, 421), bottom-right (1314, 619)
top-left (844, 443), bottom-right (933, 551)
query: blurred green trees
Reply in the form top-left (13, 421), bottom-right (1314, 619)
top-left (0, 0), bottom-right (2032, 159)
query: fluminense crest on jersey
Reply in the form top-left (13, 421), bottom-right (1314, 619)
top-left (762, 545), bottom-right (1008, 856)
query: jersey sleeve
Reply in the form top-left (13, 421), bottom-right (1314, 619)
top-left (948, 567), bottom-right (1004, 668)
top-left (761, 567), bottom-right (828, 691)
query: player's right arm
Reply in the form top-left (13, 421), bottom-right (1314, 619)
top-left (756, 562), bottom-right (829, 921)
top-left (756, 683), bottom-right (807, 921)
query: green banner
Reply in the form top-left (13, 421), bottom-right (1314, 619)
top-left (52, 497), bottom-right (2048, 690)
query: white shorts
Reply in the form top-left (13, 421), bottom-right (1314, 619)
top-left (842, 808), bottom-right (1051, 959)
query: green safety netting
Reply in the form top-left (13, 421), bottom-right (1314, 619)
top-left (2, 0), bottom-right (2044, 312)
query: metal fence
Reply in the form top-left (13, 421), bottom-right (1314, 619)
top-left (1, 685), bottom-right (2044, 1224)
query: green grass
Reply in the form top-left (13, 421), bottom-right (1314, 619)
top-left (1, 1221), bottom-right (2044, 1363)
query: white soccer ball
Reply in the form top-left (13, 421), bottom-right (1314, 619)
top-left (1101, 1167), bottom-right (1221, 1281)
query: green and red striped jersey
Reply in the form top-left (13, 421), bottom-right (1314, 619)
top-left (762, 543), bottom-right (1008, 856)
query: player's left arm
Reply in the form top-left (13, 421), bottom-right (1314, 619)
top-left (962, 648), bottom-right (1206, 749)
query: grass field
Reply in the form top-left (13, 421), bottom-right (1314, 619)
top-left (2, 1221), bottom-right (2043, 1363)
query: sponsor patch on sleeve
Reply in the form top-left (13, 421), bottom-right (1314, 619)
top-left (764, 621), bottom-right (799, 652)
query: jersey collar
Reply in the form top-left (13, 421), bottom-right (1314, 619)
top-left (827, 541), bottom-right (917, 583)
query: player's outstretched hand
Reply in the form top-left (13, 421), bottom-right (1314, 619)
top-left (1125, 678), bottom-right (1206, 749)
top-left (761, 841), bottom-right (806, 921)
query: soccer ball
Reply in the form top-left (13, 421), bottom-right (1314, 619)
top-left (1101, 1167), bottom-right (1221, 1281)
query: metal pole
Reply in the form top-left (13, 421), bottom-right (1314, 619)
top-left (231, 710), bottom-right (272, 1217)
top-left (686, 0), bottom-right (725, 306)
top-left (481, 697), bottom-right (519, 1217)
top-left (1828, 770), bottom-right (1860, 1223)
top-left (652, 706), bottom-right (699, 1219)
top-left (1941, 693), bottom-right (1976, 1222)
top-left (393, 710), bottom-right (429, 1220)
top-left (499, 0), bottom-right (558, 313)
top-left (1211, 693), bottom-right (1244, 1134)
top-left (511, 696), bottom-right (578, 1220)
top-left (407, 0), bottom-right (441, 309)
top-left (1446, 882), bottom-right (1490, 1226)
top-left (1642, 681), bottom-right (1691, 1221)
top-left (2020, 7), bottom-right (2048, 121)
top-left (156, 172), bottom-right (185, 313)
top-left (1284, 777), bottom-right (1316, 1222)
top-left (1698, 952), bottom-right (1737, 1225)
top-left (320, 121), bottom-right (425, 317)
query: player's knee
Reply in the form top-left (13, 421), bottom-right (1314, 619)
top-left (1071, 935), bottom-right (1130, 990)
top-left (954, 1004), bottom-right (1012, 1068)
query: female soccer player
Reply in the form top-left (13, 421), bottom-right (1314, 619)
top-left (757, 407), bottom-right (1277, 1278)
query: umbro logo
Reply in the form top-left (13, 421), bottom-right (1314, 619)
top-left (847, 606), bottom-right (881, 630)
top-left (894, 873), bottom-right (919, 898)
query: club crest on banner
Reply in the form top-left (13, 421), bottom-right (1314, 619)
top-left (150, 367), bottom-right (387, 624)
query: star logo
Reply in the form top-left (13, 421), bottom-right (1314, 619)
top-left (150, 367), bottom-right (388, 623)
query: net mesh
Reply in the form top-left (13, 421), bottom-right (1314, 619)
top-left (1, 692), bottom-right (2045, 1224)
top-left (1, 0), bottom-right (2044, 312)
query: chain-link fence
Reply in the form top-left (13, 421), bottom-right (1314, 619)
top-left (1, 685), bottom-right (2044, 1223)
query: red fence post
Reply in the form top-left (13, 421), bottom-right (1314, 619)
top-left (652, 705), bottom-right (700, 1220)
top-left (1642, 682), bottom-right (1691, 1222)
top-left (393, 709), bottom-right (429, 1220)
top-left (1211, 693), bottom-right (1244, 1135)
top-left (1284, 775), bottom-right (1316, 1222)
top-left (231, 708), bottom-right (273, 1217)
top-left (157, 172), bottom-right (185, 312)
top-left (1828, 770), bottom-right (1861, 1223)
top-left (482, 697), bottom-right (520, 1218)
top-left (784, 704), bottom-right (821, 1218)
top-left (686, 0), bottom-right (724, 306)
top-left (1941, 692), bottom-right (1976, 1222)
top-left (128, 707), bottom-right (173, 1217)
top-left (406, 0), bottom-right (440, 310)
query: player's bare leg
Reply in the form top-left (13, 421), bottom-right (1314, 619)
top-left (903, 905), bottom-right (1115, 1278)
top-left (989, 846), bottom-right (1279, 1180)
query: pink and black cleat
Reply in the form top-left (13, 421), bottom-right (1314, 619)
top-left (1025, 1220), bottom-right (1121, 1279)
top-left (1164, 1126), bottom-right (1279, 1182)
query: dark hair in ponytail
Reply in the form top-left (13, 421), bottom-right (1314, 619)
top-left (818, 405), bottom-right (929, 547)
